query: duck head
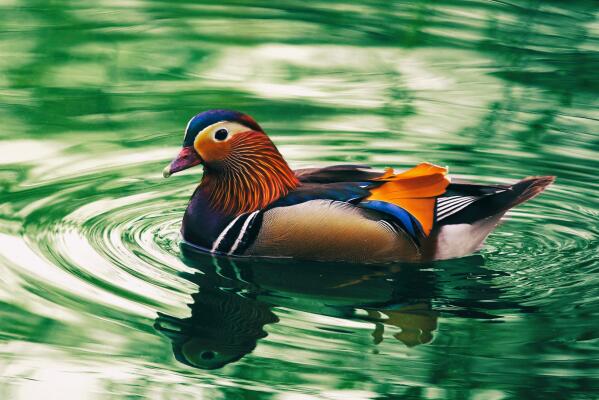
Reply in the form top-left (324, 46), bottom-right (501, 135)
top-left (164, 109), bottom-right (299, 215)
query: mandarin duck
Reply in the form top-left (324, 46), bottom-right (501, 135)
top-left (163, 109), bottom-right (554, 263)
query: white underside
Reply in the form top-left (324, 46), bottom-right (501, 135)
top-left (434, 215), bottom-right (504, 260)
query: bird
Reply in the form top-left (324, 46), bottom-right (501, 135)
top-left (163, 109), bottom-right (554, 263)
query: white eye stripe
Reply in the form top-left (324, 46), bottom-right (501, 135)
top-left (184, 116), bottom-right (195, 138)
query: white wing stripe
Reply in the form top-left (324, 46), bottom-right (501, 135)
top-left (437, 198), bottom-right (477, 215)
top-left (437, 197), bottom-right (476, 212)
top-left (437, 195), bottom-right (475, 205)
top-left (437, 196), bottom-right (462, 202)
top-left (437, 200), bottom-right (478, 221)
top-left (228, 211), bottom-right (260, 255)
top-left (210, 213), bottom-right (246, 253)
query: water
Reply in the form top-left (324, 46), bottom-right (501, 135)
top-left (0, 0), bottom-right (598, 398)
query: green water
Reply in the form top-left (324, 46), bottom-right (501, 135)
top-left (1, 0), bottom-right (598, 398)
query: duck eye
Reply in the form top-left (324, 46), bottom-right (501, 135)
top-left (214, 128), bottom-right (228, 141)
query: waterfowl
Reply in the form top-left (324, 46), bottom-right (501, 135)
top-left (164, 109), bottom-right (554, 263)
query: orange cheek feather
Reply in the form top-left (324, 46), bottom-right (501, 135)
top-left (194, 134), bottom-right (231, 163)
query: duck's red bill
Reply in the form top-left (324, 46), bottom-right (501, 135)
top-left (163, 146), bottom-right (202, 178)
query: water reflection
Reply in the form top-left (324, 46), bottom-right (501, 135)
top-left (156, 284), bottom-right (278, 370)
top-left (156, 244), bottom-right (533, 369)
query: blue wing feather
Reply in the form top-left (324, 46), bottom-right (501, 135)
top-left (359, 200), bottom-right (423, 240)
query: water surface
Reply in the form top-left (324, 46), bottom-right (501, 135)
top-left (0, 0), bottom-right (598, 399)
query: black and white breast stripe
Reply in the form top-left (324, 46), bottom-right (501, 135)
top-left (436, 196), bottom-right (478, 221)
top-left (210, 211), bottom-right (263, 255)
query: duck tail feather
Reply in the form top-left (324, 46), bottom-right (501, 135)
top-left (508, 176), bottom-right (555, 208)
top-left (436, 176), bottom-right (554, 226)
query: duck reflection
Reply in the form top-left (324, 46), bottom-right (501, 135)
top-left (156, 286), bottom-right (278, 369)
top-left (155, 244), bottom-right (528, 369)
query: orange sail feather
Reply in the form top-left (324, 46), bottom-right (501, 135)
top-left (366, 163), bottom-right (450, 235)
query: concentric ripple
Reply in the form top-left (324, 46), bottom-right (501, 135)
top-left (23, 173), bottom-right (195, 315)
top-left (1, 0), bottom-right (598, 398)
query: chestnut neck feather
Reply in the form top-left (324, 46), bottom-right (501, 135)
top-left (199, 131), bottom-right (299, 216)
